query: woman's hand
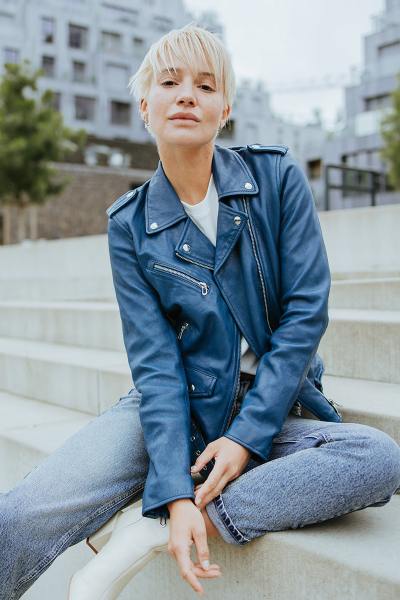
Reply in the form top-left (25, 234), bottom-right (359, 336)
top-left (167, 498), bottom-right (222, 595)
top-left (191, 437), bottom-right (251, 509)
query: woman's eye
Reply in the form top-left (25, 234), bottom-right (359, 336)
top-left (160, 80), bottom-right (214, 91)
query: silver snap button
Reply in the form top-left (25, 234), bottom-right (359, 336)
top-left (150, 222), bottom-right (158, 229)
top-left (244, 182), bottom-right (253, 190)
top-left (182, 243), bottom-right (191, 252)
top-left (202, 466), bottom-right (208, 471)
top-left (191, 383), bottom-right (196, 391)
top-left (190, 435), bottom-right (196, 441)
top-left (196, 450), bottom-right (201, 455)
top-left (233, 215), bottom-right (241, 225)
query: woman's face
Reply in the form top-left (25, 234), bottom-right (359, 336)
top-left (140, 58), bottom-right (230, 148)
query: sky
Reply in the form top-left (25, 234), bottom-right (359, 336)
top-left (184, 0), bottom-right (385, 130)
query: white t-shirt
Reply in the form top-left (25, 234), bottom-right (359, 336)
top-left (180, 173), bottom-right (260, 375)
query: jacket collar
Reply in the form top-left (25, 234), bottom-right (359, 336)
top-left (145, 144), bottom-right (258, 235)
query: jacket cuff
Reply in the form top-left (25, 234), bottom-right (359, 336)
top-left (223, 427), bottom-right (273, 462)
top-left (142, 491), bottom-right (196, 520)
top-left (141, 473), bottom-right (195, 519)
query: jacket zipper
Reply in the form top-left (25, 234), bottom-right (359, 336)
top-left (324, 395), bottom-right (343, 418)
top-left (241, 197), bottom-right (272, 334)
top-left (177, 321), bottom-right (189, 339)
top-left (175, 251), bottom-right (213, 271)
top-left (224, 327), bottom-right (242, 432)
top-left (153, 263), bottom-right (209, 296)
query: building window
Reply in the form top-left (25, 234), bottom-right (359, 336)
top-left (72, 60), bottom-right (86, 82)
top-left (153, 15), bottom-right (173, 32)
top-left (101, 31), bottom-right (122, 52)
top-left (69, 24), bottom-right (88, 49)
top-left (307, 159), bottom-right (322, 180)
top-left (4, 47), bottom-right (19, 64)
top-left (132, 36), bottom-right (144, 57)
top-left (75, 95), bottom-right (95, 120)
top-left (41, 55), bottom-right (55, 78)
top-left (110, 100), bottom-right (131, 125)
top-left (42, 17), bottom-right (55, 43)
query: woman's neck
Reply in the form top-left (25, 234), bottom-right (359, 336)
top-left (157, 142), bottom-right (214, 206)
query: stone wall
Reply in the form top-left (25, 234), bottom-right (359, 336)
top-left (1, 163), bottom-right (155, 244)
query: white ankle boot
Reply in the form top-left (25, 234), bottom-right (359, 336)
top-left (68, 503), bottom-right (170, 600)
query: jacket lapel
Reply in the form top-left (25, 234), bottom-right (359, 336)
top-left (145, 144), bottom-right (259, 273)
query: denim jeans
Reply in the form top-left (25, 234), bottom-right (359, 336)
top-left (1, 378), bottom-right (400, 599)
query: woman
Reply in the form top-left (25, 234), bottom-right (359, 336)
top-left (1, 23), bottom-right (399, 600)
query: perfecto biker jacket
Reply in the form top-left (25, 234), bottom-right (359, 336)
top-left (106, 143), bottom-right (343, 521)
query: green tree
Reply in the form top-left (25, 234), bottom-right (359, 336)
top-left (380, 72), bottom-right (400, 191)
top-left (0, 60), bottom-right (86, 242)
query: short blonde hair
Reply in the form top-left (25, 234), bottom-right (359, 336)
top-left (128, 22), bottom-right (236, 128)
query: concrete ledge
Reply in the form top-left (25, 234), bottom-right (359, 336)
top-left (0, 337), bottom-right (131, 413)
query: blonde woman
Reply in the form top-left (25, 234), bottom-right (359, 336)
top-left (1, 23), bottom-right (399, 600)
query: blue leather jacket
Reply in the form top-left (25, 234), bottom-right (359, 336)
top-left (106, 143), bottom-right (343, 520)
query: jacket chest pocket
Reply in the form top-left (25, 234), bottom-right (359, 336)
top-left (185, 366), bottom-right (217, 397)
top-left (146, 259), bottom-right (210, 296)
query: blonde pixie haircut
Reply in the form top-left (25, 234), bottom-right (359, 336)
top-left (128, 22), bottom-right (236, 134)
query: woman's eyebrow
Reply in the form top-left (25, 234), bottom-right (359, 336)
top-left (159, 67), bottom-right (215, 79)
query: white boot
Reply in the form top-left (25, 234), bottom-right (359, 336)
top-left (68, 504), bottom-right (169, 600)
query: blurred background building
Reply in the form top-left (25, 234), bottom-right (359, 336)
top-left (0, 0), bottom-right (399, 242)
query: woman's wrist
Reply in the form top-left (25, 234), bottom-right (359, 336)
top-left (167, 498), bottom-right (194, 513)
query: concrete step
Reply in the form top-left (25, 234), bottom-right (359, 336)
top-left (319, 308), bottom-right (400, 384)
top-left (0, 300), bottom-right (124, 351)
top-left (0, 276), bottom-right (115, 302)
top-left (1, 391), bottom-right (399, 600)
top-left (1, 304), bottom-right (399, 386)
top-left (321, 375), bottom-right (400, 445)
top-left (330, 277), bottom-right (400, 310)
top-left (137, 495), bottom-right (400, 600)
top-left (331, 270), bottom-right (400, 280)
top-left (0, 337), bottom-right (131, 414)
top-left (0, 390), bottom-right (93, 491)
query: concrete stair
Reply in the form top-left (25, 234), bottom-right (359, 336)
top-left (0, 203), bottom-right (399, 599)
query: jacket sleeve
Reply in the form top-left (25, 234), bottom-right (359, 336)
top-left (223, 152), bottom-right (331, 461)
top-left (107, 213), bottom-right (195, 519)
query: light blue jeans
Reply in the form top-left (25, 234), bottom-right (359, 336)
top-left (1, 380), bottom-right (400, 599)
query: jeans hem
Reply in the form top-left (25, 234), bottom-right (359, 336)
top-left (205, 493), bottom-right (250, 546)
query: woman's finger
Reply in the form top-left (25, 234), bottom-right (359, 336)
top-left (173, 544), bottom-right (204, 595)
top-left (192, 563), bottom-right (222, 579)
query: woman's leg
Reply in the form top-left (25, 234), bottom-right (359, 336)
top-left (205, 416), bottom-right (400, 545)
top-left (0, 389), bottom-right (149, 600)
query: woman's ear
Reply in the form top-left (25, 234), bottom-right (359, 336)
top-left (140, 98), bottom-right (148, 124)
top-left (222, 104), bottom-right (231, 126)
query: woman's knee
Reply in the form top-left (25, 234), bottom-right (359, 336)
top-left (354, 423), bottom-right (400, 495)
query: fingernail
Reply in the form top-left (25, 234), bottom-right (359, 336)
top-left (202, 559), bottom-right (209, 570)
top-left (195, 496), bottom-right (201, 505)
top-left (191, 466), bottom-right (197, 471)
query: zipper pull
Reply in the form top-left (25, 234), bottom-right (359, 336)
top-left (160, 515), bottom-right (167, 527)
top-left (200, 283), bottom-right (209, 295)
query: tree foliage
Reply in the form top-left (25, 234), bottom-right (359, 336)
top-left (0, 60), bottom-right (86, 208)
top-left (380, 72), bottom-right (400, 191)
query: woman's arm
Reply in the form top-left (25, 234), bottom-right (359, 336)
top-left (107, 213), bottom-right (195, 519)
top-left (222, 152), bottom-right (331, 460)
